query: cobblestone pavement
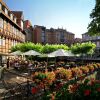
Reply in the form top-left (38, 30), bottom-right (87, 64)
top-left (0, 68), bottom-right (30, 99)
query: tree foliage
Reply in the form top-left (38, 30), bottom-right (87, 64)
top-left (70, 42), bottom-right (96, 55)
top-left (11, 42), bottom-right (96, 55)
top-left (88, 0), bottom-right (100, 35)
top-left (11, 42), bottom-right (69, 53)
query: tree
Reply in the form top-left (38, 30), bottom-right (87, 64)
top-left (10, 43), bottom-right (69, 53)
top-left (88, 0), bottom-right (100, 35)
top-left (70, 42), bottom-right (96, 55)
top-left (41, 44), bottom-right (69, 53)
top-left (10, 43), bottom-right (22, 52)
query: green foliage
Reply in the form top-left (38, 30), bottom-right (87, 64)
top-left (10, 42), bottom-right (69, 53)
top-left (32, 43), bottom-right (43, 53)
top-left (35, 73), bottom-right (47, 81)
top-left (88, 0), bottom-right (100, 35)
top-left (70, 42), bottom-right (96, 55)
top-left (43, 79), bottom-right (100, 100)
top-left (41, 44), bottom-right (56, 53)
top-left (41, 44), bottom-right (68, 53)
top-left (11, 42), bottom-right (96, 55)
top-left (10, 43), bottom-right (22, 52)
top-left (20, 42), bottom-right (35, 52)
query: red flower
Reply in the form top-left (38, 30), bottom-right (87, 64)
top-left (56, 83), bottom-right (63, 90)
top-left (79, 76), bottom-right (84, 80)
top-left (84, 90), bottom-right (91, 96)
top-left (31, 87), bottom-right (37, 94)
top-left (97, 88), bottom-right (100, 92)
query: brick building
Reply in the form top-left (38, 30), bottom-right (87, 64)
top-left (24, 20), bottom-right (34, 42)
top-left (33, 25), bottom-right (46, 44)
top-left (0, 0), bottom-right (25, 64)
top-left (33, 25), bottom-right (75, 45)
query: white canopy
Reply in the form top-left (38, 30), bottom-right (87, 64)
top-left (65, 51), bottom-right (75, 57)
top-left (10, 50), bottom-right (22, 56)
top-left (22, 50), bottom-right (41, 56)
top-left (39, 54), bottom-right (55, 58)
top-left (48, 49), bottom-right (68, 57)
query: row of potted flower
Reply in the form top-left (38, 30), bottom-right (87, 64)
top-left (43, 78), bottom-right (100, 100)
top-left (29, 63), bottom-right (100, 97)
top-left (32, 63), bottom-right (100, 85)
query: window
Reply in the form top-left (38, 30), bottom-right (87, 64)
top-left (0, 3), bottom-right (1, 10)
top-left (41, 31), bottom-right (46, 42)
top-left (42, 31), bottom-right (45, 37)
top-left (97, 41), bottom-right (100, 47)
top-left (0, 37), bottom-right (5, 46)
top-left (2, 38), bottom-right (5, 46)
top-left (16, 29), bottom-right (18, 36)
top-left (2, 5), bottom-right (5, 12)
top-left (3, 20), bottom-right (6, 30)
top-left (10, 14), bottom-right (13, 20)
top-left (12, 26), bottom-right (14, 33)
top-left (14, 28), bottom-right (16, 35)
top-left (14, 17), bottom-right (16, 23)
top-left (8, 22), bottom-right (10, 32)
top-left (5, 8), bottom-right (8, 15)
top-left (0, 36), bottom-right (2, 45)
top-left (21, 20), bottom-right (23, 30)
top-left (60, 32), bottom-right (64, 42)
top-left (0, 17), bottom-right (3, 28)
top-left (56, 33), bottom-right (59, 41)
top-left (97, 36), bottom-right (100, 39)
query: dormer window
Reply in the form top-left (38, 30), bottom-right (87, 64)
top-left (5, 8), bottom-right (8, 15)
top-left (14, 17), bottom-right (16, 23)
top-left (21, 20), bottom-right (23, 30)
top-left (2, 5), bottom-right (5, 12)
top-left (10, 13), bottom-right (13, 20)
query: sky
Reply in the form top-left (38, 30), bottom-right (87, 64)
top-left (4, 0), bottom-right (95, 38)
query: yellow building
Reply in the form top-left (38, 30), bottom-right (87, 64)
top-left (0, 0), bottom-right (25, 65)
top-left (0, 0), bottom-right (25, 54)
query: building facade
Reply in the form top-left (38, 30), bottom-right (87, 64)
top-left (82, 33), bottom-right (100, 48)
top-left (0, 0), bottom-right (25, 55)
top-left (12, 11), bottom-right (24, 30)
top-left (33, 25), bottom-right (46, 44)
top-left (33, 25), bottom-right (75, 45)
top-left (82, 32), bottom-right (100, 57)
top-left (24, 20), bottom-right (34, 42)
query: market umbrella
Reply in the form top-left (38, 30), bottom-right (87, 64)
top-left (39, 53), bottom-right (55, 67)
top-left (48, 49), bottom-right (69, 67)
top-left (22, 50), bottom-right (41, 56)
top-left (65, 51), bottom-right (75, 57)
top-left (10, 50), bottom-right (22, 56)
top-left (48, 49), bottom-right (68, 57)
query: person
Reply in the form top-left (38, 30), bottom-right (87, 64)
top-left (14, 61), bottom-right (20, 70)
top-left (7, 58), bottom-right (10, 69)
top-left (0, 66), bottom-right (6, 83)
top-left (28, 61), bottom-right (33, 68)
